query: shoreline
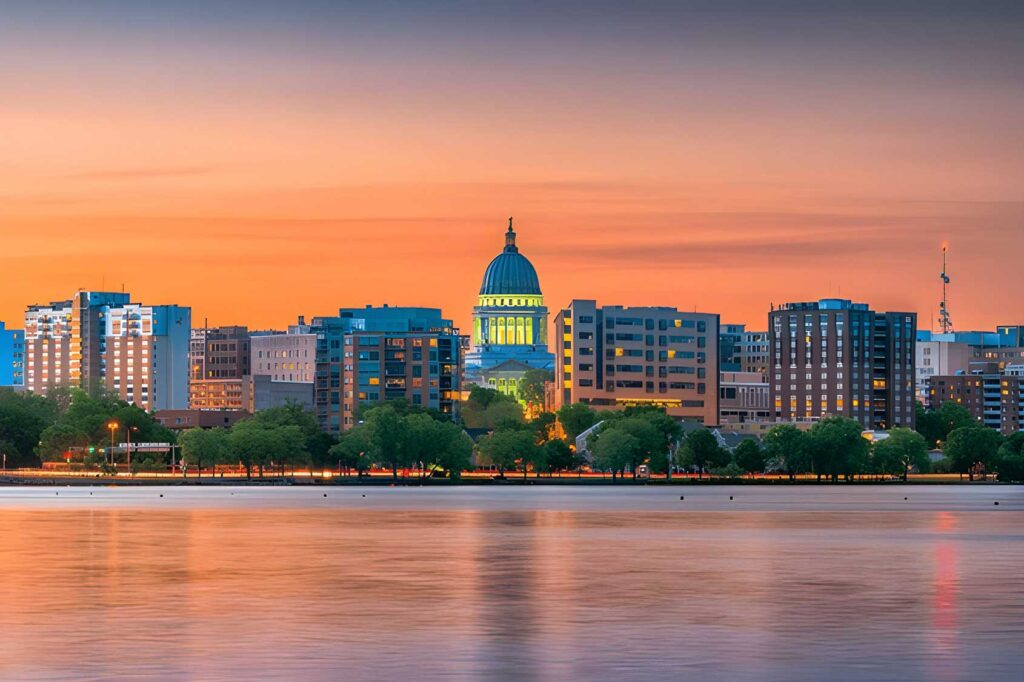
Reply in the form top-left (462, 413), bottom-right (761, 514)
top-left (0, 474), bottom-right (1001, 487)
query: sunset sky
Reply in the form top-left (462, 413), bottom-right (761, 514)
top-left (2, 1), bottom-right (1022, 334)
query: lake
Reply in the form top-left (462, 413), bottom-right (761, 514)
top-left (1, 485), bottom-right (1022, 681)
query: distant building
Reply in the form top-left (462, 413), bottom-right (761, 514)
top-left (189, 325), bottom-right (252, 410)
top-left (23, 298), bottom-right (74, 395)
top-left (154, 409), bottom-right (249, 432)
top-left (769, 299), bottom-right (916, 430)
top-left (103, 303), bottom-right (191, 411)
top-left (555, 300), bottom-right (720, 424)
top-left (0, 322), bottom-right (25, 387)
top-left (915, 340), bottom-right (972, 405)
top-left (720, 324), bottom-right (769, 374)
top-left (22, 290), bottom-right (190, 410)
top-left (251, 318), bottom-right (316, 383)
top-left (242, 374), bottom-right (314, 413)
top-left (719, 371), bottom-right (770, 424)
top-left (312, 305), bottom-right (463, 433)
top-left (478, 359), bottom-right (537, 399)
top-left (463, 220), bottom-right (554, 395)
top-left (928, 361), bottom-right (1024, 435)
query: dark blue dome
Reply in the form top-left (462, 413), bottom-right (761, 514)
top-left (479, 221), bottom-right (542, 296)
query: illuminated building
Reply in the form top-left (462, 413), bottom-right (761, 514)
top-left (555, 300), bottom-right (720, 424)
top-left (22, 290), bottom-right (190, 411)
top-left (0, 322), bottom-right (25, 388)
top-left (312, 305), bottom-right (463, 433)
top-left (464, 220), bottom-right (554, 395)
top-left (103, 303), bottom-right (191, 411)
top-left (721, 324), bottom-right (770, 374)
top-left (188, 325), bottom-right (252, 410)
top-left (23, 299), bottom-right (74, 395)
top-left (769, 299), bottom-right (915, 430)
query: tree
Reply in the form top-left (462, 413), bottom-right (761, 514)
top-left (518, 369), bottom-right (552, 418)
top-left (476, 429), bottom-right (535, 478)
top-left (178, 427), bottom-right (229, 478)
top-left (806, 416), bottom-right (869, 481)
top-left (330, 426), bottom-right (373, 477)
top-left (917, 401), bottom-right (975, 448)
top-left (620, 407), bottom-right (681, 475)
top-left (872, 428), bottom-right (930, 480)
top-left (763, 424), bottom-right (810, 479)
top-left (734, 439), bottom-right (765, 476)
top-left (430, 423), bottom-right (473, 479)
top-left (944, 426), bottom-right (1003, 480)
top-left (678, 429), bottom-right (729, 478)
top-left (364, 404), bottom-right (414, 479)
top-left (530, 412), bottom-right (556, 443)
top-left (543, 438), bottom-right (575, 475)
top-left (462, 386), bottom-right (520, 428)
top-left (229, 419), bottom-right (277, 478)
top-left (994, 432), bottom-right (1024, 482)
top-left (591, 429), bottom-right (639, 480)
top-left (556, 403), bottom-right (598, 444)
top-left (0, 389), bottom-right (55, 467)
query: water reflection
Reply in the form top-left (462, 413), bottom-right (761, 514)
top-left (0, 488), bottom-right (1021, 681)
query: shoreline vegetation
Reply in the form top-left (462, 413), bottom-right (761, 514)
top-left (0, 472), bottom-right (1006, 487)
top-left (3, 385), bottom-right (1024, 486)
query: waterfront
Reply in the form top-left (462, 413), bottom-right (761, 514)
top-left (1, 486), bottom-right (1022, 681)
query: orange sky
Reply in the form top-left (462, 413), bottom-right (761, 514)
top-left (2, 2), bottom-right (1022, 334)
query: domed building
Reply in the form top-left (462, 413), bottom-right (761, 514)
top-left (464, 219), bottom-right (555, 394)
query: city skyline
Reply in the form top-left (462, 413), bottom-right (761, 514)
top-left (3, 1), bottom-right (1024, 333)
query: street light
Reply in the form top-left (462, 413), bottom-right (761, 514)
top-left (127, 426), bottom-right (139, 474)
top-left (107, 421), bottom-right (118, 467)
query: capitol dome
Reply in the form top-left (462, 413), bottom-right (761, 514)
top-left (479, 220), bottom-right (542, 296)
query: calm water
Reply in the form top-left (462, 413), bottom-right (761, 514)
top-left (1, 486), bottom-right (1022, 681)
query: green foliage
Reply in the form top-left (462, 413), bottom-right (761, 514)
top-left (556, 403), bottom-right (598, 443)
top-left (805, 416), bottom-right (869, 481)
top-left (461, 386), bottom-right (525, 429)
top-left (530, 412), bottom-right (556, 442)
top-left (994, 432), bottom-right (1024, 482)
top-left (763, 424), bottom-right (810, 477)
top-left (476, 428), bottom-right (536, 476)
top-left (178, 427), bottom-right (230, 474)
top-left (734, 438), bottom-right (766, 474)
top-left (678, 428), bottom-right (729, 476)
top-left (871, 428), bottom-right (930, 479)
top-left (0, 389), bottom-right (55, 467)
top-left (330, 426), bottom-right (373, 476)
top-left (711, 462), bottom-right (745, 479)
top-left (591, 429), bottom-right (640, 479)
top-left (543, 438), bottom-right (575, 474)
top-left (31, 388), bottom-right (175, 464)
top-left (517, 369), bottom-right (552, 410)
top-left (916, 401), bottom-right (976, 447)
top-left (943, 426), bottom-right (1003, 478)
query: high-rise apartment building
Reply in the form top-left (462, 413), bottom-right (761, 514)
top-left (103, 304), bottom-right (190, 411)
top-left (188, 325), bottom-right (252, 410)
top-left (555, 300), bottom-right (720, 424)
top-left (24, 299), bottom-right (73, 394)
top-left (23, 290), bottom-right (190, 410)
top-left (0, 322), bottom-right (25, 387)
top-left (312, 306), bottom-right (463, 433)
top-left (915, 340), bottom-right (972, 404)
top-left (769, 299), bottom-right (916, 430)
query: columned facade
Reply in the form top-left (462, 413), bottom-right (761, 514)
top-left (464, 220), bottom-right (554, 392)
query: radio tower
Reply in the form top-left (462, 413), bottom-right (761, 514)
top-left (938, 245), bottom-right (953, 334)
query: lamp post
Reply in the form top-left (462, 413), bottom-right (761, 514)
top-left (107, 421), bottom-right (118, 468)
top-left (127, 426), bottom-right (139, 474)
